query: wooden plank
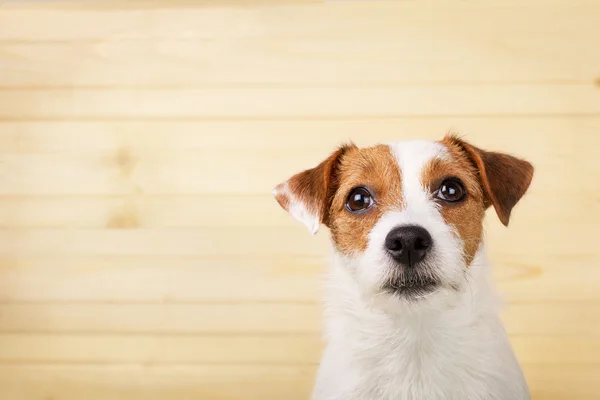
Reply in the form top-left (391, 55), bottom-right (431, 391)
top-left (0, 196), bottom-right (296, 229)
top-left (0, 363), bottom-right (598, 400)
top-left (0, 86), bottom-right (599, 119)
top-left (1, 118), bottom-right (598, 152)
top-left (1, 35), bottom-right (599, 86)
top-left (500, 304), bottom-right (600, 336)
top-left (0, 303), bottom-right (322, 335)
top-left (0, 228), bottom-right (328, 257)
top-left (0, 333), bottom-right (597, 364)
top-left (0, 2), bottom-right (598, 42)
top-left (512, 337), bottom-right (600, 364)
top-left (0, 0), bottom-right (313, 7)
top-left (0, 255), bottom-right (325, 303)
top-left (524, 365), bottom-right (600, 400)
top-left (0, 333), bottom-right (323, 364)
top-left (0, 364), bottom-right (316, 400)
top-left (0, 302), bottom-right (598, 336)
top-left (0, 252), bottom-right (598, 303)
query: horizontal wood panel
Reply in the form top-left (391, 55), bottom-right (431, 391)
top-left (0, 364), bottom-right (316, 400)
top-left (0, 255), bottom-right (324, 303)
top-left (1, 36), bottom-right (599, 86)
top-left (0, 303), bottom-right (322, 334)
top-left (1, 118), bottom-right (599, 153)
top-left (519, 365), bottom-right (600, 400)
top-left (0, 333), bottom-right (322, 364)
top-left (0, 364), bottom-right (598, 400)
top-left (0, 228), bottom-right (328, 256)
top-left (0, 253), bottom-right (598, 302)
top-left (1, 86), bottom-right (599, 119)
top-left (0, 302), bottom-right (598, 336)
top-left (0, 333), bottom-right (597, 364)
top-left (1, 2), bottom-right (598, 42)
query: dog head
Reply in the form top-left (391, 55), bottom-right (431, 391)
top-left (274, 134), bottom-right (533, 302)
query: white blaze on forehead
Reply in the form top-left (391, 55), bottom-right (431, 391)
top-left (389, 140), bottom-right (449, 206)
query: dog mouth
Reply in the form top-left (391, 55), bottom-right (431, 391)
top-left (383, 273), bottom-right (440, 298)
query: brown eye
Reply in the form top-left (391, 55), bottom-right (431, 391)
top-left (437, 178), bottom-right (466, 202)
top-left (346, 187), bottom-right (374, 213)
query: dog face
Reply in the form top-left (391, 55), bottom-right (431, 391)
top-left (274, 135), bottom-right (533, 301)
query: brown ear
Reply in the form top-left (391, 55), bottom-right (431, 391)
top-left (447, 135), bottom-right (534, 226)
top-left (273, 144), bottom-right (354, 234)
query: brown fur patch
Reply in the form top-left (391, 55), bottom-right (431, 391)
top-left (434, 134), bottom-right (534, 265)
top-left (274, 144), bottom-right (355, 224)
top-left (426, 140), bottom-right (487, 265)
top-left (444, 134), bottom-right (534, 226)
top-left (327, 145), bottom-right (402, 254)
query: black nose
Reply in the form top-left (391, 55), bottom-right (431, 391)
top-left (384, 225), bottom-right (432, 267)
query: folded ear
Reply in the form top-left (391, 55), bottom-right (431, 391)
top-left (446, 135), bottom-right (534, 226)
top-left (273, 144), bottom-right (355, 234)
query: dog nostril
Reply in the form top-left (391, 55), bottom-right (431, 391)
top-left (387, 239), bottom-right (402, 251)
top-left (414, 237), bottom-right (430, 251)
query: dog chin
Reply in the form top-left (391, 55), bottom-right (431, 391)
top-left (383, 279), bottom-right (440, 298)
top-left (371, 279), bottom-right (462, 314)
top-left (375, 263), bottom-right (464, 304)
top-left (382, 275), bottom-right (441, 300)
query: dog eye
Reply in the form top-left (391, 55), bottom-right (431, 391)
top-left (346, 187), bottom-right (374, 213)
top-left (437, 178), bottom-right (466, 202)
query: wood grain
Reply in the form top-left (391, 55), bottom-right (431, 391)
top-left (0, 1), bottom-right (599, 399)
top-left (0, 364), bottom-right (597, 400)
top-left (1, 86), bottom-right (599, 119)
top-left (0, 302), bottom-right (599, 336)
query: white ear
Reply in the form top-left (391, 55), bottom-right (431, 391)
top-left (273, 184), bottom-right (320, 235)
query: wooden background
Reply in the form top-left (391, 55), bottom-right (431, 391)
top-left (0, 1), bottom-right (599, 399)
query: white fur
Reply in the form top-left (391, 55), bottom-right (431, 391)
top-left (273, 183), bottom-right (320, 235)
top-left (311, 141), bottom-right (529, 400)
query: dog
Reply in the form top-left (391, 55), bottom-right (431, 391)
top-left (273, 134), bottom-right (533, 400)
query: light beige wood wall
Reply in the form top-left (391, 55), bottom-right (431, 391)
top-left (0, 1), bottom-right (599, 399)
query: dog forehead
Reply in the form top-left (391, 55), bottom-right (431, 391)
top-left (388, 140), bottom-right (449, 175)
